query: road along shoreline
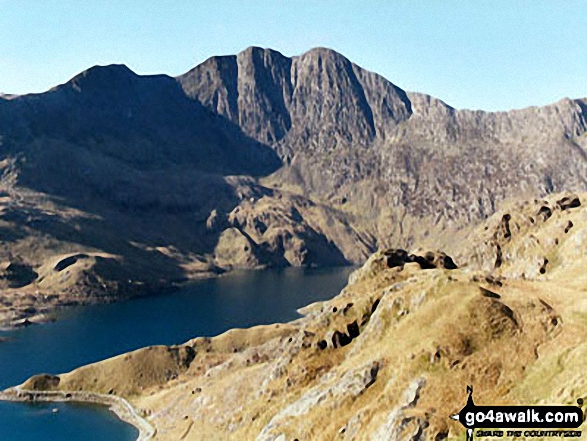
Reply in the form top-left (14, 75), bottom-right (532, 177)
top-left (0, 387), bottom-right (155, 440)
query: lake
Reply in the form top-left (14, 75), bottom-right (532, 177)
top-left (0, 266), bottom-right (353, 440)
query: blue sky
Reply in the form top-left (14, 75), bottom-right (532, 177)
top-left (1, 0), bottom-right (586, 111)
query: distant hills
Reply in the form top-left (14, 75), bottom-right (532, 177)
top-left (1, 47), bottom-right (586, 326)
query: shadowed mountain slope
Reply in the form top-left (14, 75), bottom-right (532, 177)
top-left (1, 47), bottom-right (587, 326)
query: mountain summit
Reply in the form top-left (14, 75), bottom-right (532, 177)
top-left (179, 47), bottom-right (587, 225)
top-left (179, 46), bottom-right (412, 148)
top-left (1, 47), bottom-right (587, 326)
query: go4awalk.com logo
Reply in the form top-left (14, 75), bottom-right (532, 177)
top-left (451, 386), bottom-right (584, 440)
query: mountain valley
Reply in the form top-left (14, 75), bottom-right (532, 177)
top-left (1, 47), bottom-right (586, 328)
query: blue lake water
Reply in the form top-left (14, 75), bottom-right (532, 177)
top-left (0, 266), bottom-right (353, 440)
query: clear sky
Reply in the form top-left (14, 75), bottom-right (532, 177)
top-left (1, 0), bottom-right (586, 111)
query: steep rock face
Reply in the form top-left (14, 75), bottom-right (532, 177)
top-left (179, 47), bottom-right (412, 148)
top-left (2, 47), bottom-right (587, 324)
top-left (179, 48), bottom-right (294, 145)
top-left (180, 47), bottom-right (587, 244)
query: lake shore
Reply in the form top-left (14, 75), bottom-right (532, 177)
top-left (0, 266), bottom-right (354, 440)
top-left (0, 268), bottom-right (224, 332)
top-left (0, 387), bottom-right (154, 441)
top-left (0, 265), bottom-right (352, 331)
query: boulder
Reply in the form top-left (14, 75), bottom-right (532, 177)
top-left (384, 249), bottom-right (410, 268)
top-left (556, 195), bottom-right (581, 211)
top-left (384, 249), bottom-right (457, 270)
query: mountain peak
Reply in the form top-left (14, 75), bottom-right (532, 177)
top-left (74, 63), bottom-right (136, 80)
top-left (64, 64), bottom-right (138, 93)
top-left (295, 47), bottom-right (352, 65)
top-left (299, 46), bottom-right (346, 57)
top-left (237, 46), bottom-right (285, 58)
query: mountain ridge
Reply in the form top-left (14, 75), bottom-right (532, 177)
top-left (1, 46), bottom-right (587, 328)
top-left (8, 46), bottom-right (587, 113)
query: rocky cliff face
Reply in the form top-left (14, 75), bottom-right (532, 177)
top-left (180, 47), bottom-right (587, 231)
top-left (1, 47), bottom-right (587, 325)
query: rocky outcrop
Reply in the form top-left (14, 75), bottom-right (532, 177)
top-left (384, 249), bottom-right (458, 270)
top-left (463, 192), bottom-right (585, 278)
top-left (213, 228), bottom-right (261, 269)
top-left (21, 374), bottom-right (60, 390)
top-left (557, 194), bottom-right (581, 211)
